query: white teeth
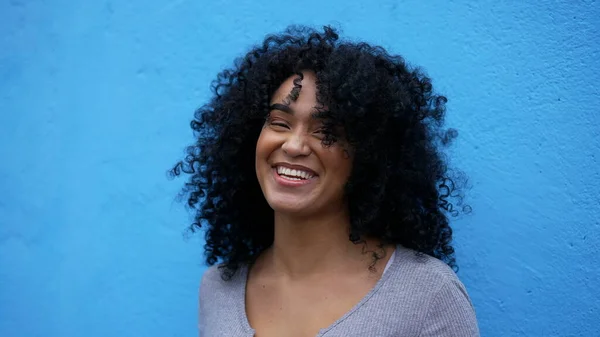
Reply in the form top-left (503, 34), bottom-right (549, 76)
top-left (276, 166), bottom-right (314, 179)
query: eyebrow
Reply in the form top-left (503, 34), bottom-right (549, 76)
top-left (269, 103), bottom-right (333, 123)
top-left (269, 103), bottom-right (294, 115)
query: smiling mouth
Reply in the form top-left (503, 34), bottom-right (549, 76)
top-left (275, 166), bottom-right (315, 181)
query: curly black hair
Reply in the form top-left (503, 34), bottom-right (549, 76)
top-left (171, 25), bottom-right (469, 280)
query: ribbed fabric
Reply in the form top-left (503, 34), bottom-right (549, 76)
top-left (198, 245), bottom-right (480, 336)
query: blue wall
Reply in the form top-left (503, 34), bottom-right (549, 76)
top-left (1, 1), bottom-right (599, 336)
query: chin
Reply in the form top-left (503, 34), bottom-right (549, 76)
top-left (267, 199), bottom-right (315, 216)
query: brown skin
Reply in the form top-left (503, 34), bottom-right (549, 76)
top-left (249, 71), bottom-right (394, 337)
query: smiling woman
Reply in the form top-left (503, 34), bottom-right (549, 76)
top-left (171, 25), bottom-right (479, 336)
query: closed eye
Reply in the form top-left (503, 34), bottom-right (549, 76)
top-left (267, 117), bottom-right (290, 129)
top-left (271, 122), bottom-right (289, 128)
top-left (312, 128), bottom-right (329, 139)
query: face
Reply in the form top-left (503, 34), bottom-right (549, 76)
top-left (255, 71), bottom-right (352, 217)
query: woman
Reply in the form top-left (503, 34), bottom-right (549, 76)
top-left (172, 25), bottom-right (479, 336)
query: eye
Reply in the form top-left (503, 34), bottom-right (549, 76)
top-left (313, 128), bottom-right (327, 136)
top-left (266, 117), bottom-right (290, 129)
top-left (313, 124), bottom-right (342, 144)
top-left (271, 122), bottom-right (289, 129)
top-left (314, 122), bottom-right (334, 134)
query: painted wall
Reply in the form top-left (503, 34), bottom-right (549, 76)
top-left (1, 1), bottom-right (598, 336)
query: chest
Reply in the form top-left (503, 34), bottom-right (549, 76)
top-left (245, 276), bottom-right (377, 337)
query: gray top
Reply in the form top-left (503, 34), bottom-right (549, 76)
top-left (198, 246), bottom-right (480, 336)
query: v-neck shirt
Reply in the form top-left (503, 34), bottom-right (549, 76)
top-left (198, 245), bottom-right (479, 336)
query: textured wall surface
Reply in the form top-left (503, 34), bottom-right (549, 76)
top-left (1, 1), bottom-right (599, 336)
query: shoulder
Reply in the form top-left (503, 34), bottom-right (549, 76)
top-left (389, 245), bottom-right (466, 290)
top-left (396, 245), bottom-right (456, 274)
top-left (199, 264), bottom-right (245, 303)
top-left (199, 265), bottom-right (222, 314)
top-left (324, 247), bottom-right (479, 336)
top-left (382, 246), bottom-right (480, 336)
top-left (200, 264), bottom-right (226, 292)
top-left (198, 264), bottom-right (248, 334)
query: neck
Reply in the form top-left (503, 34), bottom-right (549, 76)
top-left (264, 207), bottom-right (380, 278)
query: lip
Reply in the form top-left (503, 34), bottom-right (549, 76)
top-left (272, 167), bottom-right (316, 187)
top-left (272, 162), bottom-right (318, 176)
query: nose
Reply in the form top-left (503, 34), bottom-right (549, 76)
top-left (281, 131), bottom-right (311, 157)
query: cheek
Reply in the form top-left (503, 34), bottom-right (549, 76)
top-left (255, 135), bottom-right (270, 186)
top-left (255, 129), bottom-right (278, 165)
top-left (339, 157), bottom-right (353, 179)
top-left (324, 147), bottom-right (353, 178)
top-left (255, 130), bottom-right (268, 159)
